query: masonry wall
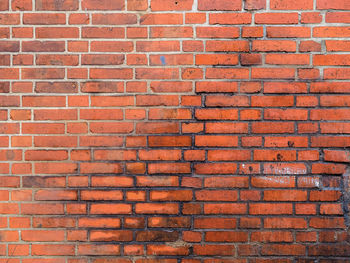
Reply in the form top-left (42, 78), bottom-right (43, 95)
top-left (0, 0), bottom-right (349, 262)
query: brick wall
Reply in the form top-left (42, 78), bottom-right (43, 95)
top-left (0, 0), bottom-right (350, 261)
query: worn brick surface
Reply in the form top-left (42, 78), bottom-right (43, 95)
top-left (0, 0), bottom-right (349, 261)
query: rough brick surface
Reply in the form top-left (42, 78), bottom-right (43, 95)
top-left (0, 0), bottom-right (349, 261)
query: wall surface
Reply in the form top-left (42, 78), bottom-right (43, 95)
top-left (0, 0), bottom-right (350, 262)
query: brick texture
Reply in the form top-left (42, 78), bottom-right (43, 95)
top-left (0, 0), bottom-right (350, 261)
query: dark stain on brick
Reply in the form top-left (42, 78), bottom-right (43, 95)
top-left (136, 230), bottom-right (179, 242)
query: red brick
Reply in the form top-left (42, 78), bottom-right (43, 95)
top-left (81, 163), bottom-right (123, 174)
top-left (82, 0), bottom-right (123, 10)
top-left (326, 12), bottom-right (350, 23)
top-left (210, 13), bottom-right (252, 25)
top-left (183, 40), bottom-right (204, 51)
top-left (317, 0), bottom-right (350, 10)
top-left (204, 177), bottom-right (249, 188)
top-left (204, 203), bottom-right (247, 214)
top-left (314, 27), bottom-right (350, 38)
top-left (326, 40), bottom-right (350, 51)
top-left (197, 27), bottom-right (240, 39)
top-left (320, 204), bottom-right (343, 215)
top-left (149, 136), bottom-right (191, 147)
top-left (194, 245), bottom-right (235, 256)
top-left (206, 231), bottom-right (248, 242)
top-left (198, 0), bottom-right (241, 10)
top-left (252, 122), bottom-right (294, 133)
top-left (185, 13), bottom-right (206, 24)
top-left (252, 40), bottom-right (296, 52)
top-left (136, 122), bottom-right (179, 134)
top-left (261, 244), bottom-right (305, 256)
top-left (240, 54), bottom-right (262, 65)
top-left (135, 203), bottom-right (178, 214)
top-left (196, 190), bottom-right (238, 201)
top-left (242, 26), bottom-right (264, 37)
top-left (90, 122), bottom-right (133, 134)
top-left (35, 0), bottom-right (77, 10)
top-left (32, 244), bottom-right (75, 256)
top-left (265, 136), bottom-right (308, 147)
top-left (196, 54), bottom-right (238, 65)
top-left (309, 218), bottom-right (345, 229)
top-left (90, 204), bottom-right (131, 215)
top-left (206, 40), bottom-right (249, 52)
top-left (264, 82), bottom-right (307, 93)
top-left (249, 203), bottom-right (293, 215)
top-left (252, 68), bottom-right (295, 79)
top-left (264, 218), bottom-right (307, 229)
top-left (128, 0), bottom-right (148, 10)
top-left (255, 13), bottom-right (299, 24)
top-left (266, 54), bottom-right (310, 64)
top-left (252, 176), bottom-right (295, 188)
top-left (151, 26), bottom-right (193, 38)
top-left (151, 0), bottom-right (193, 11)
top-left (24, 13), bottom-right (65, 24)
top-left (264, 190), bottom-right (307, 201)
top-left (78, 244), bottom-right (120, 256)
top-left (245, 0), bottom-right (266, 10)
top-left (90, 230), bottom-right (133, 242)
top-left (208, 150), bottom-right (250, 161)
top-left (264, 109), bottom-right (308, 120)
top-left (251, 231), bottom-right (293, 242)
top-left (148, 163), bottom-right (190, 174)
top-left (271, 0), bottom-right (313, 9)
